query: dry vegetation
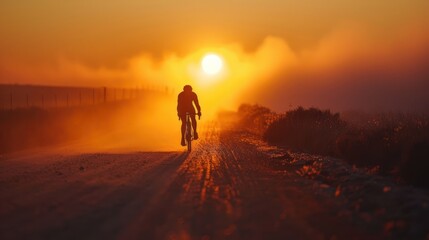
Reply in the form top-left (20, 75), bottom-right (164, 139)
top-left (237, 104), bottom-right (429, 188)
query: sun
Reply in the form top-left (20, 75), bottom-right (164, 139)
top-left (201, 53), bottom-right (223, 75)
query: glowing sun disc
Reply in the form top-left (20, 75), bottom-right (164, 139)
top-left (201, 54), bottom-right (223, 75)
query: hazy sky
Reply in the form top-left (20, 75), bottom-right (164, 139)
top-left (1, 1), bottom-right (429, 112)
top-left (1, 0), bottom-right (428, 67)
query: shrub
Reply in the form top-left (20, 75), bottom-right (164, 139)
top-left (336, 127), bottom-right (401, 171)
top-left (264, 107), bottom-right (346, 155)
top-left (400, 140), bottom-right (429, 187)
top-left (336, 114), bottom-right (429, 174)
top-left (237, 104), bottom-right (274, 135)
top-left (259, 105), bottom-right (429, 188)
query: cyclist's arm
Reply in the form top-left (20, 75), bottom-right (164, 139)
top-left (194, 93), bottom-right (201, 114)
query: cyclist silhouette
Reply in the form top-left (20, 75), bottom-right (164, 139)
top-left (177, 85), bottom-right (201, 146)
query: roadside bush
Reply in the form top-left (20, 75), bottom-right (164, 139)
top-left (401, 140), bottom-right (429, 187)
top-left (337, 114), bottom-right (429, 176)
top-left (257, 105), bottom-right (429, 187)
top-left (336, 127), bottom-right (401, 171)
top-left (264, 107), bottom-right (346, 155)
top-left (237, 104), bottom-right (275, 135)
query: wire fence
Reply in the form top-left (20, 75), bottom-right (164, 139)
top-left (0, 85), bottom-right (170, 110)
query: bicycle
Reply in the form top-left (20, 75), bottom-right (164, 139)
top-left (184, 112), bottom-right (200, 153)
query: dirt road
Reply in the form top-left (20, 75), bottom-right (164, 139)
top-left (1, 126), bottom-right (428, 239)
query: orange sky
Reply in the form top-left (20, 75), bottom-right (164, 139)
top-left (1, 0), bottom-right (428, 67)
top-left (1, 0), bottom-right (429, 112)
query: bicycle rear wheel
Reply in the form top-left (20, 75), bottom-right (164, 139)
top-left (186, 119), bottom-right (192, 152)
top-left (187, 137), bottom-right (191, 152)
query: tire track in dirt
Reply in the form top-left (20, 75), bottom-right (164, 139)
top-left (118, 126), bottom-right (375, 239)
top-left (1, 125), bottom-right (378, 240)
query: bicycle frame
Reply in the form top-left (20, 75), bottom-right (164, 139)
top-left (182, 112), bottom-right (200, 152)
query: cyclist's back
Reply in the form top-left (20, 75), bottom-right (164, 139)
top-left (178, 91), bottom-right (198, 114)
top-left (177, 85), bottom-right (201, 146)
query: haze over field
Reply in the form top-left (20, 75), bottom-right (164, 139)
top-left (1, 0), bottom-right (429, 113)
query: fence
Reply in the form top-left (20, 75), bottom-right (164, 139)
top-left (0, 85), bottom-right (168, 110)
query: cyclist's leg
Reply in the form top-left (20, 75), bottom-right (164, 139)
top-left (190, 114), bottom-right (198, 139)
top-left (180, 115), bottom-right (186, 144)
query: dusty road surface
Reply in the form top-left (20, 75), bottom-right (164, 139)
top-left (1, 125), bottom-right (428, 240)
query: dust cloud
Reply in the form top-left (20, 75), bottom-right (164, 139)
top-left (1, 37), bottom-right (294, 117)
top-left (244, 23), bottom-right (429, 112)
top-left (74, 94), bottom-right (184, 153)
top-left (2, 22), bottom-right (429, 116)
top-left (0, 93), bottom-right (186, 154)
top-left (2, 22), bottom-right (429, 153)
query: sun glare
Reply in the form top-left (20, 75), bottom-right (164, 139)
top-left (201, 53), bottom-right (223, 75)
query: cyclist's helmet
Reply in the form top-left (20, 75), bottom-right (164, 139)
top-left (183, 85), bottom-right (192, 91)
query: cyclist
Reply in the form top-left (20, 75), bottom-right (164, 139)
top-left (177, 85), bottom-right (201, 146)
